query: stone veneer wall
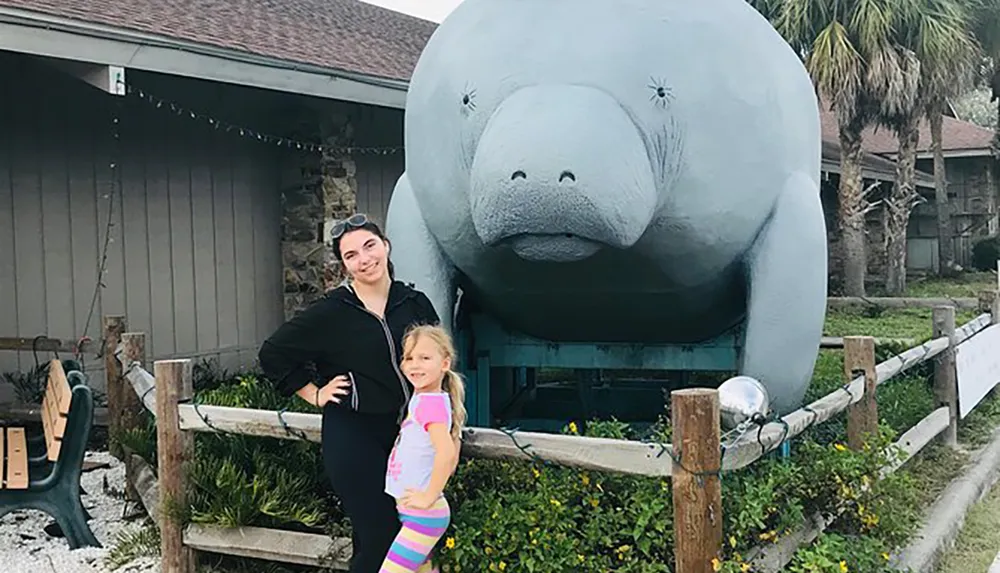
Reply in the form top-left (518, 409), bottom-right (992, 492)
top-left (280, 112), bottom-right (358, 319)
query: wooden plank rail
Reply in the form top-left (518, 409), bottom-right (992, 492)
top-left (725, 312), bottom-right (990, 471)
top-left (723, 336), bottom-right (951, 470)
top-left (115, 341), bottom-right (157, 415)
top-left (151, 312), bottom-right (995, 478)
top-left (0, 405), bottom-right (110, 427)
top-left (0, 336), bottom-right (99, 355)
top-left (827, 297), bottom-right (979, 310)
top-left (821, 336), bottom-right (916, 348)
top-left (184, 525), bottom-right (352, 569)
top-left (175, 404), bottom-right (676, 476)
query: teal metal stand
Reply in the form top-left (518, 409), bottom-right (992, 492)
top-left (456, 312), bottom-right (744, 428)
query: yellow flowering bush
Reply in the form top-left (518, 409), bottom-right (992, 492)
top-left (711, 422), bottom-right (919, 573)
top-left (436, 417), bottom-right (919, 572)
top-left (438, 420), bottom-right (674, 572)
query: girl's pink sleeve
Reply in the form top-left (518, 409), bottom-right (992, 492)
top-left (415, 394), bottom-right (451, 431)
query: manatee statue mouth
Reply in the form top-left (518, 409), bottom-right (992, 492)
top-left (497, 233), bottom-right (602, 262)
top-left (469, 84), bottom-right (658, 263)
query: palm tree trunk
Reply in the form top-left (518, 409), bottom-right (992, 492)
top-left (838, 129), bottom-right (868, 296)
top-left (994, 96), bottom-right (1000, 237)
top-left (885, 116), bottom-right (921, 295)
top-left (930, 110), bottom-right (954, 276)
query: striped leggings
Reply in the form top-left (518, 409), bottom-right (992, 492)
top-left (379, 497), bottom-right (451, 573)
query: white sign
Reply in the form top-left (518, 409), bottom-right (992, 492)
top-left (956, 323), bottom-right (1000, 419)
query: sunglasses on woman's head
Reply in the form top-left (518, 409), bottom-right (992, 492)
top-left (330, 213), bottom-right (370, 240)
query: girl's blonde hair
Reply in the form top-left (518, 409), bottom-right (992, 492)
top-left (402, 324), bottom-right (468, 440)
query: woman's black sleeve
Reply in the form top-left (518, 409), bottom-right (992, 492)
top-left (258, 299), bottom-right (332, 397)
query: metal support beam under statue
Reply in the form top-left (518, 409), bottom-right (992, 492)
top-left (456, 312), bottom-right (743, 429)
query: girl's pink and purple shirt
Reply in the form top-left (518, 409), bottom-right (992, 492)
top-left (385, 392), bottom-right (452, 499)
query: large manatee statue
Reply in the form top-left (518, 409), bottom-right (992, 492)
top-left (385, 0), bottom-right (828, 414)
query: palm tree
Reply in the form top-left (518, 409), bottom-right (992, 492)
top-left (969, 0), bottom-right (1000, 256)
top-left (880, 0), bottom-right (978, 294)
top-left (970, 0), bottom-right (1000, 143)
top-left (749, 0), bottom-right (910, 296)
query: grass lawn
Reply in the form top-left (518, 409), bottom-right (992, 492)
top-left (825, 270), bottom-right (993, 340)
top-left (903, 272), bottom-right (997, 299)
top-left (823, 307), bottom-right (981, 341)
top-left (935, 452), bottom-right (1000, 573)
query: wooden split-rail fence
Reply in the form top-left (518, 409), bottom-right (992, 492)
top-left (95, 286), bottom-right (1000, 573)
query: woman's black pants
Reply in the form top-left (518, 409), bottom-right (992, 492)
top-left (322, 406), bottom-right (402, 573)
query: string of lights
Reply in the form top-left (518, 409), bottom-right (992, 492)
top-left (124, 83), bottom-right (405, 156)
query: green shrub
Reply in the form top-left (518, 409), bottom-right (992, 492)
top-left (971, 236), bottom-right (999, 272)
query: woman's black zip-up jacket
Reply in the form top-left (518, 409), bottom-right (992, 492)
top-left (258, 281), bottom-right (440, 418)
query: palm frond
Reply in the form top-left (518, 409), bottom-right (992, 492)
top-left (808, 20), bottom-right (865, 118)
top-left (850, 0), bottom-right (894, 54)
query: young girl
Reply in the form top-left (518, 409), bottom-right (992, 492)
top-left (381, 325), bottom-right (467, 573)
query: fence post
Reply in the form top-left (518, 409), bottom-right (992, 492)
top-left (932, 306), bottom-right (958, 448)
top-left (994, 260), bottom-right (1000, 325)
top-left (156, 359), bottom-right (196, 573)
top-left (120, 332), bottom-right (147, 503)
top-left (978, 289), bottom-right (996, 315)
top-left (994, 293), bottom-right (1000, 326)
top-left (845, 336), bottom-right (878, 451)
top-left (103, 315), bottom-right (127, 459)
top-left (671, 388), bottom-right (722, 573)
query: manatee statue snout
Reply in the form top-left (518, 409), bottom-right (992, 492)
top-left (470, 84), bottom-right (658, 262)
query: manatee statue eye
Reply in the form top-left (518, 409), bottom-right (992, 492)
top-left (647, 78), bottom-right (674, 109)
top-left (461, 89), bottom-right (477, 112)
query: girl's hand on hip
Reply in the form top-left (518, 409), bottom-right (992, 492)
top-left (317, 375), bottom-right (351, 407)
top-left (400, 488), bottom-right (438, 510)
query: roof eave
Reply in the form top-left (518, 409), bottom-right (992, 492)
top-left (877, 147), bottom-right (993, 161)
top-left (0, 5), bottom-right (410, 109)
top-left (822, 161), bottom-right (935, 189)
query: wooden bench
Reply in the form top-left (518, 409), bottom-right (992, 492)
top-left (0, 359), bottom-right (100, 548)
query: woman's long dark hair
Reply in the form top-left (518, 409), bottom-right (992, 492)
top-left (331, 217), bottom-right (395, 280)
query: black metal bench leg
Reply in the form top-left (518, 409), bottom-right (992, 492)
top-left (52, 488), bottom-right (101, 549)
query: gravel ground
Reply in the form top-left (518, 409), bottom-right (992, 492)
top-left (0, 450), bottom-right (159, 573)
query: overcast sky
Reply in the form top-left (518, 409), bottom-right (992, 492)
top-left (359, 0), bottom-right (465, 22)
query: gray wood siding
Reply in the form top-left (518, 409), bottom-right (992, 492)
top-left (353, 104), bottom-right (405, 226)
top-left (356, 152), bottom-right (405, 226)
top-left (0, 53), bottom-right (286, 391)
top-left (910, 156), bottom-right (996, 269)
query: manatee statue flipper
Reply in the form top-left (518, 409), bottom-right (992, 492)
top-left (385, 173), bottom-right (458, 329)
top-left (740, 172), bottom-right (827, 415)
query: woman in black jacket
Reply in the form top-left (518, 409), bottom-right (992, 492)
top-left (258, 214), bottom-right (440, 573)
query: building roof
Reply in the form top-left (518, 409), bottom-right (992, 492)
top-left (3, 0), bottom-right (987, 163)
top-left (818, 100), bottom-right (994, 158)
top-left (0, 0), bottom-right (438, 82)
top-left (821, 140), bottom-right (935, 188)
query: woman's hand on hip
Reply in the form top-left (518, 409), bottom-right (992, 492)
top-left (317, 375), bottom-right (351, 407)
